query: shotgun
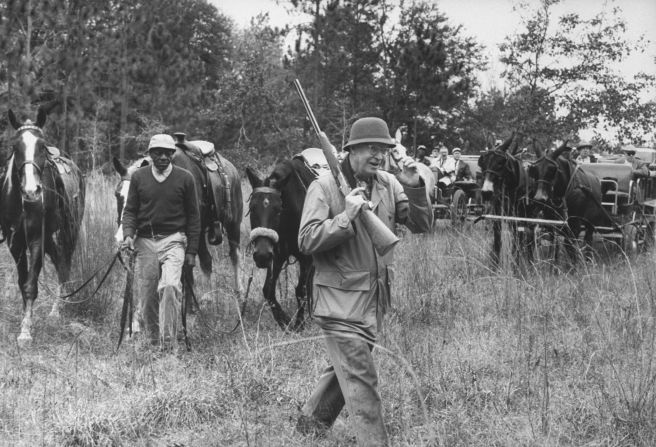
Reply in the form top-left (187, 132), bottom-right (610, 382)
top-left (293, 79), bottom-right (399, 256)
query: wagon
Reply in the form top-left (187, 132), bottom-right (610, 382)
top-left (578, 162), bottom-right (656, 256)
top-left (431, 155), bottom-right (485, 227)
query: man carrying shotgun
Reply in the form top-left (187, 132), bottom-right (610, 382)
top-left (297, 117), bottom-right (432, 445)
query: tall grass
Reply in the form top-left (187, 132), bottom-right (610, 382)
top-left (0, 174), bottom-right (654, 446)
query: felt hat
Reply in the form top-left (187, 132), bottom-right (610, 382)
top-left (343, 117), bottom-right (396, 151)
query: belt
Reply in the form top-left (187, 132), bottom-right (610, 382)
top-left (140, 232), bottom-right (180, 241)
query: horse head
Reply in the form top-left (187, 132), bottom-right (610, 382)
top-left (478, 135), bottom-right (513, 200)
top-left (246, 166), bottom-right (285, 269)
top-left (7, 108), bottom-right (49, 203)
top-left (112, 156), bottom-right (151, 243)
top-left (527, 141), bottom-right (572, 207)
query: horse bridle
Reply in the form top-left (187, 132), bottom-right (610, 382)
top-left (482, 150), bottom-right (514, 180)
top-left (248, 186), bottom-right (282, 244)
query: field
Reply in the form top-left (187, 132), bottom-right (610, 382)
top-left (1, 172), bottom-right (655, 446)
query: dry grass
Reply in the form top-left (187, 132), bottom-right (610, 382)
top-left (0, 174), bottom-right (655, 446)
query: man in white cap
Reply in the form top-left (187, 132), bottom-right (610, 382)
top-left (121, 134), bottom-right (200, 351)
top-left (452, 147), bottom-right (472, 181)
top-left (296, 117), bottom-right (432, 446)
top-left (575, 141), bottom-right (597, 164)
top-left (430, 146), bottom-right (456, 188)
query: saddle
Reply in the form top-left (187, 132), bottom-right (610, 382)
top-left (175, 138), bottom-right (232, 245)
top-left (293, 148), bottom-right (331, 178)
top-left (45, 146), bottom-right (72, 175)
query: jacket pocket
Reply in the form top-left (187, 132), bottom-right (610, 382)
top-left (314, 270), bottom-right (370, 291)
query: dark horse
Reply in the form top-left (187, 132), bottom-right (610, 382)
top-left (245, 151), bottom-right (319, 331)
top-left (528, 142), bottom-right (617, 264)
top-left (113, 137), bottom-right (243, 295)
top-left (478, 133), bottom-right (534, 265)
top-left (1, 108), bottom-right (85, 344)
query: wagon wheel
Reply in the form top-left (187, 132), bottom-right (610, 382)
top-left (451, 189), bottom-right (467, 228)
top-left (622, 224), bottom-right (640, 259)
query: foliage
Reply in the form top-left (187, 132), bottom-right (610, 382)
top-left (497, 0), bottom-right (656, 145)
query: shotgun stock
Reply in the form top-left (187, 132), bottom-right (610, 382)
top-left (293, 79), bottom-right (399, 256)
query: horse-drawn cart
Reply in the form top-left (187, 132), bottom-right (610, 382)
top-left (431, 156), bottom-right (485, 227)
top-left (578, 162), bottom-right (656, 256)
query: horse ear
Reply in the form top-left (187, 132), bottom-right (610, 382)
top-left (551, 140), bottom-right (570, 159)
top-left (7, 109), bottom-right (20, 129)
top-left (245, 166), bottom-right (264, 189)
top-left (534, 140), bottom-right (543, 159)
top-left (112, 157), bottom-right (128, 176)
top-left (36, 107), bottom-right (47, 128)
top-left (498, 132), bottom-right (515, 152)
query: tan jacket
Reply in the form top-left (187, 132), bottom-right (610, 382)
top-left (298, 170), bottom-right (432, 341)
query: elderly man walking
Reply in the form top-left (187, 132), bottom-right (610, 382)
top-left (121, 134), bottom-right (200, 350)
top-left (296, 117), bottom-right (432, 445)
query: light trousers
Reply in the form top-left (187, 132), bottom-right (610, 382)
top-left (302, 331), bottom-right (388, 446)
top-left (134, 232), bottom-right (186, 345)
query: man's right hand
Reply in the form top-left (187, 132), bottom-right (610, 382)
top-left (122, 236), bottom-right (135, 251)
top-left (345, 187), bottom-right (367, 221)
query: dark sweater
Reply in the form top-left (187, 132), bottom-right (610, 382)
top-left (122, 165), bottom-right (201, 255)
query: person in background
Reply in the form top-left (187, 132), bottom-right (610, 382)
top-left (452, 147), bottom-right (472, 181)
top-left (576, 141), bottom-right (597, 164)
top-left (121, 134), bottom-right (200, 351)
top-left (430, 146), bottom-right (456, 188)
top-left (414, 144), bottom-right (432, 166)
top-left (623, 148), bottom-right (650, 179)
top-left (296, 117), bottom-right (432, 446)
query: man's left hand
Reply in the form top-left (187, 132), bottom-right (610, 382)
top-left (396, 158), bottom-right (421, 187)
top-left (184, 254), bottom-right (195, 267)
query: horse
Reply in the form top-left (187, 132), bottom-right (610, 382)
top-left (245, 150), bottom-right (320, 331)
top-left (1, 108), bottom-right (86, 344)
top-left (478, 133), bottom-right (534, 265)
top-left (527, 142), bottom-right (617, 265)
top-left (112, 137), bottom-right (243, 297)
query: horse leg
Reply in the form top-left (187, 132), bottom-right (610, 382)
top-left (293, 257), bottom-right (313, 331)
top-left (491, 221), bottom-right (501, 268)
top-left (9, 236), bottom-right (32, 344)
top-left (564, 220), bottom-right (581, 269)
top-left (227, 223), bottom-right (243, 296)
top-left (264, 257), bottom-right (291, 330)
top-left (45, 235), bottom-right (66, 321)
top-left (17, 237), bottom-right (44, 345)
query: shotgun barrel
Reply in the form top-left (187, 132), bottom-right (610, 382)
top-left (293, 79), bottom-right (399, 256)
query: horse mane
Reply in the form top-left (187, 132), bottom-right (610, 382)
top-left (266, 158), bottom-right (316, 189)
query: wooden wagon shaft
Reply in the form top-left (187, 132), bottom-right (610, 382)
top-left (476, 214), bottom-right (568, 227)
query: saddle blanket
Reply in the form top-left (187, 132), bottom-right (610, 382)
top-left (294, 148), bottom-right (331, 178)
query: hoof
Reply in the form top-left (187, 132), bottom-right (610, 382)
top-left (17, 333), bottom-right (32, 347)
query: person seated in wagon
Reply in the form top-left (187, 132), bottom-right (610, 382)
top-left (575, 141), bottom-right (597, 164)
top-left (452, 147), bottom-right (473, 182)
top-left (430, 145), bottom-right (456, 188)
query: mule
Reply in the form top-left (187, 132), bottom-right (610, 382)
top-left (528, 142), bottom-right (617, 265)
top-left (245, 152), bottom-right (319, 331)
top-left (1, 108), bottom-right (86, 344)
top-left (112, 138), bottom-right (243, 296)
top-left (478, 134), bottom-right (534, 265)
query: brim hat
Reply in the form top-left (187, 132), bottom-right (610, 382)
top-left (343, 117), bottom-right (396, 151)
top-left (452, 147), bottom-right (461, 153)
top-left (148, 134), bottom-right (177, 152)
top-left (577, 140), bottom-right (592, 149)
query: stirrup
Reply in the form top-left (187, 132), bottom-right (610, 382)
top-left (207, 221), bottom-right (223, 245)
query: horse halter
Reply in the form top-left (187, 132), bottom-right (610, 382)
top-left (482, 150), bottom-right (513, 179)
top-left (248, 186), bottom-right (282, 243)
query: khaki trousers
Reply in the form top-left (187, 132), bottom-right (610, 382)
top-left (302, 332), bottom-right (388, 446)
top-left (134, 232), bottom-right (186, 346)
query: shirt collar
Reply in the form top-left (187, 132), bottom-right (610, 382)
top-left (151, 163), bottom-right (173, 182)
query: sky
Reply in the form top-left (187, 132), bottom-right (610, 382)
top-left (212, 0), bottom-right (656, 140)
top-left (213, 0), bottom-right (656, 84)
